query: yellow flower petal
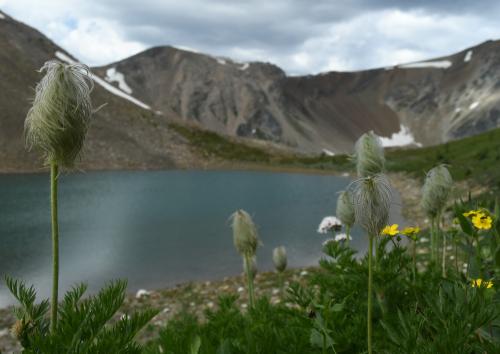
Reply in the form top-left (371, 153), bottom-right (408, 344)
top-left (402, 226), bottom-right (420, 236)
top-left (472, 278), bottom-right (494, 288)
top-left (471, 215), bottom-right (492, 230)
top-left (382, 224), bottom-right (399, 236)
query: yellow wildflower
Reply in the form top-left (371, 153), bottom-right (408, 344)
top-left (402, 226), bottom-right (420, 237)
top-left (382, 224), bottom-right (399, 236)
top-left (471, 214), bottom-right (492, 230)
top-left (471, 278), bottom-right (494, 289)
top-left (463, 210), bottom-right (482, 218)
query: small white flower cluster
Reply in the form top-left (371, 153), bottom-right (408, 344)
top-left (334, 233), bottom-right (351, 242)
top-left (317, 216), bottom-right (342, 234)
top-left (322, 233), bottom-right (351, 247)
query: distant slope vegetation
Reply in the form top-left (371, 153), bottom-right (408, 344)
top-left (95, 40), bottom-right (500, 154)
top-left (169, 119), bottom-right (500, 187)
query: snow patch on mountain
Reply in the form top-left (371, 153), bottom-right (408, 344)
top-left (380, 125), bottom-right (422, 147)
top-left (105, 67), bottom-right (133, 94)
top-left (0, 13), bottom-right (5, 19)
top-left (239, 63), bottom-right (250, 71)
top-left (55, 51), bottom-right (150, 110)
top-left (399, 60), bottom-right (452, 69)
top-left (216, 57), bottom-right (227, 65)
top-left (469, 101), bottom-right (480, 110)
top-left (322, 149), bottom-right (335, 156)
top-left (464, 50), bottom-right (473, 62)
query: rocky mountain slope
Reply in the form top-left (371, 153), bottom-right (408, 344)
top-left (94, 40), bottom-right (500, 154)
top-left (0, 10), bottom-right (207, 172)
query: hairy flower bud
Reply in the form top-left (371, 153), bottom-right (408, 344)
top-left (352, 174), bottom-right (392, 235)
top-left (421, 165), bottom-right (453, 218)
top-left (354, 131), bottom-right (385, 177)
top-left (336, 190), bottom-right (355, 228)
top-left (230, 209), bottom-right (260, 257)
top-left (272, 246), bottom-right (287, 273)
top-left (24, 60), bottom-right (94, 167)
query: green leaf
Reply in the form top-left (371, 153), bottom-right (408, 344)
top-left (190, 335), bottom-right (201, 354)
top-left (331, 303), bottom-right (344, 312)
top-left (310, 328), bottom-right (334, 349)
top-left (457, 214), bottom-right (474, 236)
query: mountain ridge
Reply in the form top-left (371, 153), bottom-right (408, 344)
top-left (94, 38), bottom-right (500, 153)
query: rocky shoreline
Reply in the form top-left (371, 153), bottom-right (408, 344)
top-left (0, 267), bottom-right (315, 353)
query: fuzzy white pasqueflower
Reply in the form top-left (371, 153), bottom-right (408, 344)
top-left (354, 131), bottom-right (385, 178)
top-left (421, 165), bottom-right (453, 218)
top-left (336, 190), bottom-right (355, 227)
top-left (317, 216), bottom-right (342, 234)
top-left (25, 60), bottom-right (94, 167)
top-left (352, 174), bottom-right (392, 236)
top-left (230, 209), bottom-right (260, 256)
top-left (272, 246), bottom-right (287, 273)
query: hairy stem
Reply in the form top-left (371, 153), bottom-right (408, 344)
top-left (245, 254), bottom-right (255, 308)
top-left (367, 234), bottom-right (373, 354)
top-left (278, 272), bottom-right (284, 296)
top-left (442, 231), bottom-right (447, 277)
top-left (436, 212), bottom-right (442, 266)
top-left (475, 235), bottom-right (482, 278)
top-left (346, 225), bottom-right (351, 248)
top-left (412, 239), bottom-right (417, 282)
top-left (431, 217), bottom-right (436, 264)
top-left (50, 161), bottom-right (59, 333)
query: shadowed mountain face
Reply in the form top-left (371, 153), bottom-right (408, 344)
top-left (2, 10), bottom-right (500, 172)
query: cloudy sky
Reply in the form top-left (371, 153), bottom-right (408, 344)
top-left (1, 0), bottom-right (500, 75)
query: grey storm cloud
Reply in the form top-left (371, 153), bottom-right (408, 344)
top-left (3, 0), bottom-right (500, 74)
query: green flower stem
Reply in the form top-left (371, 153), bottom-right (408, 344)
top-left (367, 234), bottom-right (374, 354)
top-left (50, 161), bottom-right (59, 333)
top-left (442, 231), bottom-right (447, 277)
top-left (412, 239), bottom-right (417, 282)
top-left (436, 212), bottom-right (442, 266)
top-left (466, 238), bottom-right (472, 279)
top-left (346, 225), bottom-right (351, 248)
top-left (475, 235), bottom-right (482, 278)
top-left (278, 272), bottom-right (284, 296)
top-left (245, 254), bottom-right (255, 308)
top-left (429, 218), bottom-right (434, 263)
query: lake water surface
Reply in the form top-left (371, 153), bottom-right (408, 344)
top-left (0, 170), bottom-right (404, 307)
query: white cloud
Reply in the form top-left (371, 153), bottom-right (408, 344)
top-left (53, 18), bottom-right (146, 65)
top-left (1, 1), bottom-right (500, 74)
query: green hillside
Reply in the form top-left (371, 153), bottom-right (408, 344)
top-left (172, 121), bottom-right (500, 187)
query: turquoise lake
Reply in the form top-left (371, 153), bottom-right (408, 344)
top-left (0, 170), bottom-right (404, 307)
